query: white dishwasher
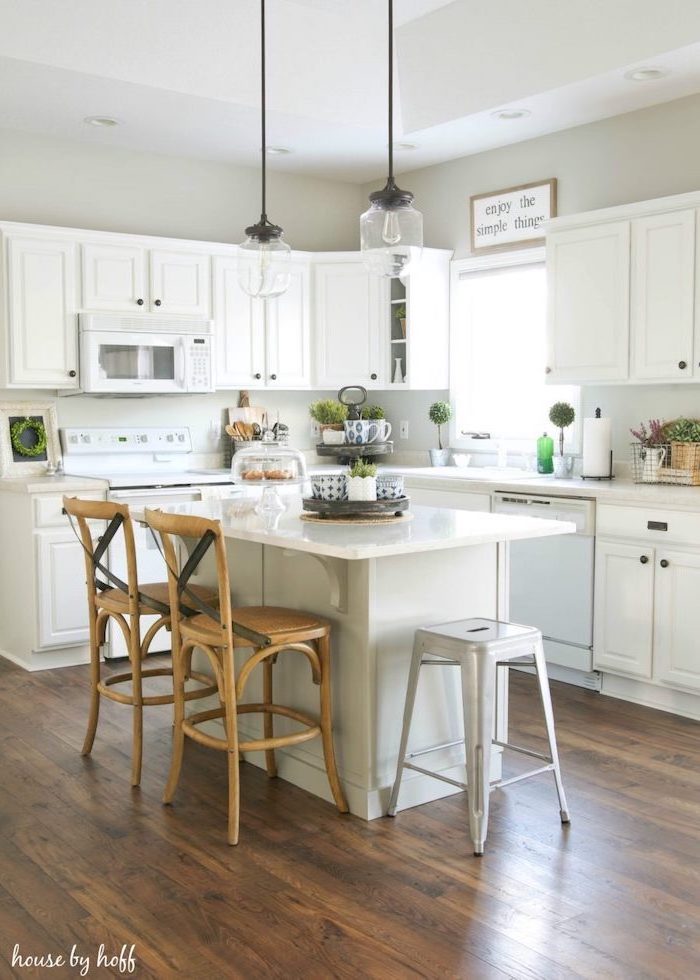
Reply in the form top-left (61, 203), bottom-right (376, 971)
top-left (493, 492), bottom-right (597, 688)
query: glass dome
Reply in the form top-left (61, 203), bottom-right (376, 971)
top-left (360, 198), bottom-right (423, 279)
top-left (237, 231), bottom-right (291, 299)
top-left (231, 441), bottom-right (307, 485)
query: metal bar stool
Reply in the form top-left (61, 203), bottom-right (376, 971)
top-left (387, 617), bottom-right (570, 856)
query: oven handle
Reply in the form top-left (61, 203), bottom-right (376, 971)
top-left (109, 487), bottom-right (203, 501)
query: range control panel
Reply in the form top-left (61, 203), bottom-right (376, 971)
top-left (61, 427), bottom-right (192, 455)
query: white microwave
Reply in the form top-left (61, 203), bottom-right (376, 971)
top-left (79, 315), bottom-right (215, 394)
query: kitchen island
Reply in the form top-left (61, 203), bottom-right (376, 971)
top-left (138, 496), bottom-right (574, 819)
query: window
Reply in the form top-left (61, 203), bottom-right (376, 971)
top-left (451, 251), bottom-right (580, 452)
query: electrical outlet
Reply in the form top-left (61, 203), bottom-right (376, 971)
top-left (311, 421), bottom-right (320, 440)
top-left (400, 420), bottom-right (409, 439)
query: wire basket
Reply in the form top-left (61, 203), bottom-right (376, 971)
top-left (631, 442), bottom-right (700, 485)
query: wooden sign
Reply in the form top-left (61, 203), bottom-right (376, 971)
top-left (470, 178), bottom-right (557, 254)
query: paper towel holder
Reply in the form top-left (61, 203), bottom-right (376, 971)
top-left (581, 407), bottom-right (615, 481)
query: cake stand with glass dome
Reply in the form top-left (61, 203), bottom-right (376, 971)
top-left (232, 441), bottom-right (308, 521)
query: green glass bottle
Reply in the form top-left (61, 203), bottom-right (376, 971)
top-left (537, 432), bottom-right (554, 474)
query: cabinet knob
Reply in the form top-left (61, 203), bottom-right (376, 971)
top-left (136, 298), bottom-right (144, 306)
top-left (68, 370), bottom-right (77, 378)
top-left (545, 366), bottom-right (552, 374)
top-left (660, 558), bottom-right (669, 568)
top-left (254, 373), bottom-right (262, 380)
top-left (370, 373), bottom-right (377, 380)
top-left (270, 374), bottom-right (277, 381)
top-left (154, 299), bottom-right (162, 307)
top-left (679, 360), bottom-right (687, 370)
top-left (640, 555), bottom-right (649, 564)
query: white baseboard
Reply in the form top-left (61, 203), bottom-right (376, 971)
top-left (0, 644), bottom-right (91, 672)
top-left (601, 674), bottom-right (700, 721)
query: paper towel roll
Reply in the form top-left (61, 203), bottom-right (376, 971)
top-left (582, 413), bottom-right (612, 478)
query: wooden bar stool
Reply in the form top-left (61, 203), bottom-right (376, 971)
top-left (144, 507), bottom-right (348, 845)
top-left (387, 618), bottom-right (570, 856)
top-left (64, 497), bottom-right (219, 786)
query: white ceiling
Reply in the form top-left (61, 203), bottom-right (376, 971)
top-left (0, 0), bottom-right (699, 183)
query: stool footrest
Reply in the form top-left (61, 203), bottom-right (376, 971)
top-left (492, 764), bottom-right (554, 790)
top-left (493, 739), bottom-right (552, 764)
top-left (406, 737), bottom-right (465, 759)
top-left (403, 761), bottom-right (468, 792)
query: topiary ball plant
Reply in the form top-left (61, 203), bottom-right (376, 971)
top-left (428, 401), bottom-right (452, 450)
top-left (549, 401), bottom-right (575, 457)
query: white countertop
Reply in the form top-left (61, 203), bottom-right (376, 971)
top-left (132, 495), bottom-right (574, 561)
top-left (0, 474), bottom-right (108, 494)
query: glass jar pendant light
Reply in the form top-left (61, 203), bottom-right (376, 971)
top-left (238, 0), bottom-right (291, 299)
top-left (361, 0), bottom-right (423, 278)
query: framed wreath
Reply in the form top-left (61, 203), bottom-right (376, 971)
top-left (0, 402), bottom-right (60, 477)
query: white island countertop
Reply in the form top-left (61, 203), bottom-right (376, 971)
top-left (134, 496), bottom-right (575, 561)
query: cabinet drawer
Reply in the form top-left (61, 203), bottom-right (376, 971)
top-left (596, 503), bottom-right (700, 546)
top-left (33, 491), bottom-right (105, 528)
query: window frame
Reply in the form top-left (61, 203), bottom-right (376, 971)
top-left (448, 247), bottom-right (581, 455)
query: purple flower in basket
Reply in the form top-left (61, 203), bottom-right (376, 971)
top-left (630, 419), bottom-right (665, 448)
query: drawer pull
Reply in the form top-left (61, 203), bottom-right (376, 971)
top-left (647, 520), bottom-right (668, 531)
top-left (639, 555), bottom-right (649, 564)
top-left (660, 559), bottom-right (669, 568)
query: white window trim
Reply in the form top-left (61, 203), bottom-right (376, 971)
top-left (448, 247), bottom-right (581, 455)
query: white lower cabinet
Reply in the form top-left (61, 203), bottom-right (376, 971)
top-left (653, 549), bottom-right (700, 692)
top-left (593, 539), bottom-right (654, 678)
top-left (35, 529), bottom-right (90, 648)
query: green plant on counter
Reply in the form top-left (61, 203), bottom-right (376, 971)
top-left (666, 418), bottom-right (700, 443)
top-left (428, 400), bottom-right (452, 450)
top-left (348, 461), bottom-right (377, 479)
top-left (308, 399), bottom-right (348, 426)
top-left (548, 401), bottom-right (576, 456)
top-left (361, 404), bottom-right (385, 420)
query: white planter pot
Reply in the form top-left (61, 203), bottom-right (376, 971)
top-left (347, 476), bottom-right (377, 501)
top-left (640, 446), bottom-right (666, 483)
top-left (429, 448), bottom-right (451, 467)
top-left (321, 426), bottom-right (346, 445)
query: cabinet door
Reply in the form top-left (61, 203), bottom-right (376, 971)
top-left (631, 210), bottom-right (695, 380)
top-left (6, 236), bottom-right (78, 388)
top-left (546, 222), bottom-right (630, 382)
top-left (654, 549), bottom-right (700, 691)
top-left (314, 261), bottom-right (386, 387)
top-left (404, 249), bottom-right (450, 389)
top-left (149, 250), bottom-right (211, 316)
top-left (266, 261), bottom-right (310, 387)
top-left (35, 530), bottom-right (89, 648)
top-left (593, 539), bottom-right (654, 678)
top-left (212, 256), bottom-right (265, 388)
top-left (82, 242), bottom-right (147, 312)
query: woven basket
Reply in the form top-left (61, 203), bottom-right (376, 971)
top-left (670, 441), bottom-right (700, 485)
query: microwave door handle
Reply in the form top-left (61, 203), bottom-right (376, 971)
top-left (178, 339), bottom-right (187, 389)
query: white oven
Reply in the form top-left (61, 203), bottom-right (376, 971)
top-left (79, 314), bottom-right (214, 394)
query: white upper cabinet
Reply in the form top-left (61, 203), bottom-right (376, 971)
top-left (404, 248), bottom-right (451, 389)
top-left (266, 260), bottom-right (311, 387)
top-left (213, 255), bottom-right (265, 388)
top-left (314, 257), bottom-right (387, 388)
top-left (82, 242), bottom-right (147, 312)
top-left (546, 221), bottom-right (630, 383)
top-left (149, 249), bottom-right (211, 317)
top-left (630, 210), bottom-right (695, 381)
top-left (4, 235), bottom-right (79, 389)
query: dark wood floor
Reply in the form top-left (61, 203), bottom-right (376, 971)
top-left (0, 657), bottom-right (699, 980)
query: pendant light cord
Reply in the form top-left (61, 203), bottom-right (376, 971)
top-left (260, 0), bottom-right (267, 223)
top-left (387, 0), bottom-right (394, 184)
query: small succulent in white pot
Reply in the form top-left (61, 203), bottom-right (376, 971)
top-left (347, 461), bottom-right (378, 501)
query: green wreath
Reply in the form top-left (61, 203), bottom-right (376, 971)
top-left (10, 417), bottom-right (48, 458)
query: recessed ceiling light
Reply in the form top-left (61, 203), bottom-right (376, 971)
top-left (265, 146), bottom-right (291, 155)
top-left (393, 142), bottom-right (417, 151)
top-left (624, 66), bottom-right (668, 82)
top-left (491, 108), bottom-right (531, 121)
top-left (83, 115), bottom-right (121, 128)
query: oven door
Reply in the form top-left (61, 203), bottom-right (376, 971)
top-left (81, 330), bottom-right (187, 394)
top-left (104, 487), bottom-right (203, 659)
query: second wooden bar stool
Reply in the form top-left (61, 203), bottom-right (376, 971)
top-left (145, 507), bottom-right (348, 845)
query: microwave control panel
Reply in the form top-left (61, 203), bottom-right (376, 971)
top-left (186, 335), bottom-right (213, 392)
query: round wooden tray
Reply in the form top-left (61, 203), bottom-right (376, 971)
top-left (315, 441), bottom-right (394, 463)
top-left (302, 496), bottom-right (409, 518)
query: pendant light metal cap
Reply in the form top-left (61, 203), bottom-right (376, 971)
top-left (368, 177), bottom-right (415, 209)
top-left (244, 217), bottom-right (285, 242)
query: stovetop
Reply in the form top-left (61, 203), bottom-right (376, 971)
top-left (74, 469), bottom-right (234, 489)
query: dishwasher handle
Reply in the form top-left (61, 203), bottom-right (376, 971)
top-left (493, 492), bottom-right (596, 535)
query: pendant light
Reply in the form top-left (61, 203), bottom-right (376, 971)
top-left (361, 0), bottom-right (423, 278)
top-left (238, 0), bottom-right (291, 299)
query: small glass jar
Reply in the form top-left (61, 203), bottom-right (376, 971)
top-left (231, 441), bottom-right (307, 485)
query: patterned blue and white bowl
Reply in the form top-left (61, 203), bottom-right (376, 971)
top-left (376, 474), bottom-right (404, 500)
top-left (311, 473), bottom-right (348, 501)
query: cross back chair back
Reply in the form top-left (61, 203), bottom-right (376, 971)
top-left (63, 496), bottom-right (218, 786)
top-left (144, 506), bottom-right (348, 845)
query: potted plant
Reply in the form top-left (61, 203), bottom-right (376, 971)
top-left (347, 460), bottom-right (378, 501)
top-left (361, 404), bottom-right (385, 420)
top-left (665, 418), bottom-right (700, 483)
top-left (630, 419), bottom-right (667, 483)
top-left (548, 401), bottom-right (575, 478)
top-left (428, 401), bottom-right (452, 466)
top-left (309, 399), bottom-right (348, 445)
top-left (394, 304), bottom-right (407, 338)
